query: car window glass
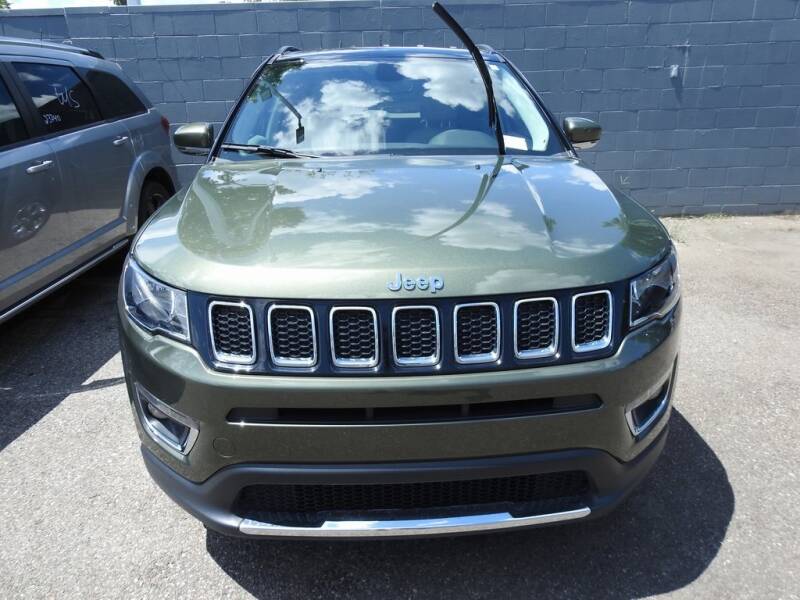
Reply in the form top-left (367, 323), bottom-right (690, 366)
top-left (0, 78), bottom-right (27, 148)
top-left (491, 64), bottom-right (551, 152)
top-left (13, 62), bottom-right (101, 134)
top-left (223, 57), bottom-right (562, 158)
top-left (85, 69), bottom-right (146, 119)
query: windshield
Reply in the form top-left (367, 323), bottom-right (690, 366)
top-left (220, 57), bottom-right (564, 158)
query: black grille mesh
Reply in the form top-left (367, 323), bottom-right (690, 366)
top-left (456, 304), bottom-right (498, 357)
top-left (235, 471), bottom-right (589, 525)
top-left (208, 293), bottom-right (614, 371)
top-left (270, 307), bottom-right (315, 361)
top-left (574, 293), bottom-right (610, 347)
top-left (394, 308), bottom-right (438, 360)
top-left (210, 304), bottom-right (253, 359)
top-left (516, 300), bottom-right (557, 353)
top-left (332, 309), bottom-right (376, 361)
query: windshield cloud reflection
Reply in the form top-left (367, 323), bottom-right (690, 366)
top-left (226, 56), bottom-right (556, 157)
top-left (272, 80), bottom-right (388, 155)
top-left (396, 59), bottom-right (486, 112)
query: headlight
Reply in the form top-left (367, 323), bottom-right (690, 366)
top-left (123, 258), bottom-right (190, 342)
top-left (629, 246), bottom-right (680, 327)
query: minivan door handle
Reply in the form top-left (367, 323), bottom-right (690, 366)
top-left (112, 135), bottom-right (129, 146)
top-left (26, 160), bottom-right (54, 174)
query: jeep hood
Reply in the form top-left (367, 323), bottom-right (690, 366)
top-left (135, 155), bottom-right (670, 299)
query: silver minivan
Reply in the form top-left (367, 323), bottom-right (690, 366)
top-left (0, 37), bottom-right (176, 322)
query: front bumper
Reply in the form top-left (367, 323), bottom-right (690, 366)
top-left (121, 302), bottom-right (680, 538)
top-left (142, 424), bottom-right (667, 538)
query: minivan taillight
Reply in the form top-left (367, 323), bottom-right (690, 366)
top-left (160, 115), bottom-right (170, 133)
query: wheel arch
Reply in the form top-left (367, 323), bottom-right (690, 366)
top-left (124, 150), bottom-right (177, 234)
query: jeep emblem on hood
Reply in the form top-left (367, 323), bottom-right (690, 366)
top-left (387, 273), bottom-right (444, 294)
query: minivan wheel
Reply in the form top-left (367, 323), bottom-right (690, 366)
top-left (138, 180), bottom-right (170, 228)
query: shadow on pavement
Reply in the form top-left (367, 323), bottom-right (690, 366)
top-left (0, 253), bottom-right (125, 452)
top-left (206, 410), bottom-right (733, 599)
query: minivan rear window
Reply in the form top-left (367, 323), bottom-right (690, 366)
top-left (13, 62), bottom-right (101, 134)
top-left (84, 69), bottom-right (146, 120)
top-left (0, 78), bottom-right (27, 148)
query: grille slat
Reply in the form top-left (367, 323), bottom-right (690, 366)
top-left (454, 303), bottom-right (500, 364)
top-left (268, 305), bottom-right (317, 367)
top-left (330, 307), bottom-right (378, 368)
top-left (392, 306), bottom-right (440, 366)
top-left (209, 302), bottom-right (255, 365)
top-left (515, 298), bottom-right (558, 358)
top-left (572, 291), bottom-right (612, 352)
top-left (235, 471), bottom-right (590, 526)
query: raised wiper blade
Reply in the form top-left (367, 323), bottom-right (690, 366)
top-left (219, 143), bottom-right (317, 158)
top-left (432, 2), bottom-right (505, 155)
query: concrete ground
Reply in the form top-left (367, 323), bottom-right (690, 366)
top-left (0, 215), bottom-right (798, 599)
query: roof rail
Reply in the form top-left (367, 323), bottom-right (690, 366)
top-left (276, 46), bottom-right (301, 57)
top-left (0, 36), bottom-right (104, 59)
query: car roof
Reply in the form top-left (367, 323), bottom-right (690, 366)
top-left (0, 36), bottom-right (151, 108)
top-left (276, 45), bottom-right (505, 63)
top-left (0, 36), bottom-right (104, 64)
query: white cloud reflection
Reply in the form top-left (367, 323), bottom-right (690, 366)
top-left (275, 167), bottom-right (386, 203)
top-left (273, 80), bottom-right (388, 155)
top-left (563, 163), bottom-right (608, 191)
top-left (408, 203), bottom-right (548, 252)
top-left (396, 59), bottom-right (486, 112)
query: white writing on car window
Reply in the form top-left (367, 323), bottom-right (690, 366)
top-left (51, 84), bottom-right (80, 109)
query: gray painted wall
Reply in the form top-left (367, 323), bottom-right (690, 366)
top-left (2, 0), bottom-right (799, 215)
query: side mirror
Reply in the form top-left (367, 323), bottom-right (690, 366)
top-left (563, 117), bottom-right (601, 150)
top-left (173, 122), bottom-right (214, 155)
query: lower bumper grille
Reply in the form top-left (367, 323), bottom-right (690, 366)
top-left (226, 394), bottom-right (600, 425)
top-left (234, 471), bottom-right (590, 527)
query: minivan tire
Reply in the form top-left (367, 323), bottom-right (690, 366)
top-left (138, 180), bottom-right (170, 228)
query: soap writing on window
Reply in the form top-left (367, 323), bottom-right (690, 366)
top-left (43, 113), bottom-right (62, 126)
top-left (52, 84), bottom-right (81, 109)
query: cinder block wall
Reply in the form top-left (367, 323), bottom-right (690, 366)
top-left (2, 0), bottom-right (799, 215)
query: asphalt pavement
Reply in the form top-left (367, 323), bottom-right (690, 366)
top-left (1, 215), bottom-right (798, 599)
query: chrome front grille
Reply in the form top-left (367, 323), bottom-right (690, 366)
top-left (208, 301), bottom-right (255, 364)
top-left (454, 302), bottom-right (500, 364)
top-left (392, 306), bottom-right (440, 366)
top-left (268, 305), bottom-right (317, 367)
top-left (330, 307), bottom-right (379, 368)
top-left (206, 289), bottom-right (617, 373)
top-left (514, 298), bottom-right (558, 359)
top-left (572, 291), bottom-right (612, 352)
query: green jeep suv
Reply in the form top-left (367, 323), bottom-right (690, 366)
top-left (119, 39), bottom-right (681, 538)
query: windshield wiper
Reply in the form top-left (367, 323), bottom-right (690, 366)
top-left (432, 2), bottom-right (505, 155)
top-left (267, 84), bottom-right (306, 144)
top-left (219, 143), bottom-right (318, 159)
